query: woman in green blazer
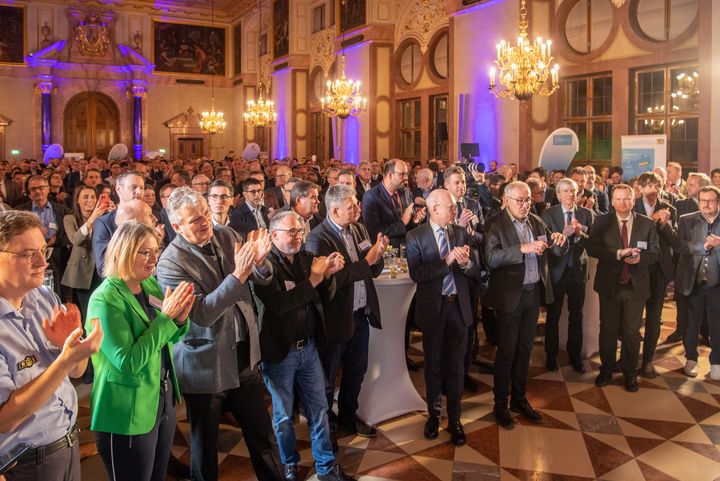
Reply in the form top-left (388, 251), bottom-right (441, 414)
top-left (87, 221), bottom-right (195, 481)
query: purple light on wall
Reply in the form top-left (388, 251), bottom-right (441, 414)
top-left (343, 117), bottom-right (360, 165)
top-left (41, 93), bottom-right (51, 152)
top-left (133, 96), bottom-right (142, 160)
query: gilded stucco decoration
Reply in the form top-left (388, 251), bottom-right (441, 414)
top-left (259, 55), bottom-right (272, 89)
top-left (395, 0), bottom-right (449, 53)
top-left (310, 28), bottom-right (336, 76)
top-left (74, 11), bottom-right (112, 57)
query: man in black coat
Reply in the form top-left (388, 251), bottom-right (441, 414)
top-left (588, 184), bottom-right (659, 392)
top-left (484, 181), bottom-right (567, 430)
top-left (306, 185), bottom-right (387, 441)
top-left (673, 186), bottom-right (720, 380)
top-left (229, 178), bottom-right (271, 237)
top-left (406, 189), bottom-right (481, 446)
top-left (17, 175), bottom-right (71, 297)
top-left (254, 210), bottom-right (356, 481)
top-left (361, 159), bottom-right (425, 248)
top-left (633, 172), bottom-right (677, 377)
top-left (541, 178), bottom-right (594, 373)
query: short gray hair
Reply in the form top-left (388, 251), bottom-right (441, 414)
top-left (688, 172), bottom-right (711, 187)
top-left (269, 210), bottom-right (302, 232)
top-left (443, 165), bottom-right (465, 180)
top-left (505, 181), bottom-right (531, 197)
top-left (166, 186), bottom-right (207, 225)
top-left (325, 184), bottom-right (357, 212)
top-left (555, 178), bottom-right (578, 193)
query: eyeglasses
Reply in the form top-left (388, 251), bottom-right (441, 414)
top-left (699, 198), bottom-right (719, 205)
top-left (392, 171), bottom-right (409, 178)
top-left (275, 228), bottom-right (303, 237)
top-left (244, 189), bottom-right (263, 195)
top-left (507, 197), bottom-right (532, 205)
top-left (208, 194), bottom-right (232, 202)
top-left (0, 246), bottom-right (50, 264)
top-left (137, 249), bottom-right (161, 261)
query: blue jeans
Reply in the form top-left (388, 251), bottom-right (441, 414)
top-left (261, 339), bottom-right (335, 476)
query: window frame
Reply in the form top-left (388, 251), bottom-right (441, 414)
top-left (396, 97), bottom-right (422, 163)
top-left (563, 72), bottom-right (613, 166)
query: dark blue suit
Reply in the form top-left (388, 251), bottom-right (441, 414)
top-left (361, 183), bottom-right (414, 248)
top-left (92, 211), bottom-right (117, 277)
top-left (228, 201), bottom-right (270, 238)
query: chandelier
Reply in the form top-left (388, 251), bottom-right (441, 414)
top-left (671, 70), bottom-right (699, 108)
top-left (611, 0), bottom-right (626, 7)
top-left (200, 0), bottom-right (225, 134)
top-left (489, 0), bottom-right (559, 101)
top-left (321, 51), bottom-right (367, 119)
top-left (244, 83), bottom-right (277, 127)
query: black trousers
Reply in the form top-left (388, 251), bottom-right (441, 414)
top-left (641, 265), bottom-right (668, 365)
top-left (422, 298), bottom-right (467, 421)
top-left (95, 381), bottom-right (175, 481)
top-left (493, 285), bottom-right (541, 404)
top-left (599, 285), bottom-right (644, 377)
top-left (683, 283), bottom-right (720, 364)
top-left (545, 270), bottom-right (585, 364)
top-left (183, 373), bottom-right (283, 481)
top-left (7, 442), bottom-right (79, 481)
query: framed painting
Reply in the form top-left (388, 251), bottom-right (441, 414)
top-left (233, 22), bottom-right (241, 76)
top-left (273, 0), bottom-right (289, 59)
top-left (339, 0), bottom-right (365, 34)
top-left (0, 4), bottom-right (26, 65)
top-left (153, 20), bottom-right (227, 76)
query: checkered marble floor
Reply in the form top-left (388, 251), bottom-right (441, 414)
top-left (78, 300), bottom-right (720, 480)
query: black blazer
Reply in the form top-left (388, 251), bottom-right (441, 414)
top-left (306, 219), bottom-right (383, 344)
top-left (228, 201), bottom-right (270, 238)
top-left (457, 196), bottom-right (485, 249)
top-left (483, 209), bottom-right (565, 312)
top-left (541, 204), bottom-right (595, 284)
top-left (254, 247), bottom-right (335, 364)
top-left (633, 198), bottom-right (677, 282)
top-left (673, 212), bottom-right (720, 296)
top-left (406, 222), bottom-right (481, 332)
top-left (675, 197), bottom-right (699, 218)
top-left (587, 212), bottom-right (660, 301)
top-left (361, 183), bottom-right (414, 248)
top-left (594, 188), bottom-right (609, 214)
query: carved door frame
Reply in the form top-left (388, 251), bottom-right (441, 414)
top-left (63, 92), bottom-right (120, 159)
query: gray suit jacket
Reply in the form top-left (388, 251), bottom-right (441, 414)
top-left (155, 225), bottom-right (272, 394)
top-left (61, 215), bottom-right (97, 289)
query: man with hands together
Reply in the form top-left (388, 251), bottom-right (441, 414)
top-left (0, 211), bottom-right (103, 481)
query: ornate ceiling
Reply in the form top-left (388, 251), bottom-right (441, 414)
top-left (66, 0), bottom-right (263, 22)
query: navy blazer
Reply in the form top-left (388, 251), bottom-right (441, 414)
top-left (92, 211), bottom-right (117, 277)
top-left (406, 222), bottom-right (481, 332)
top-left (228, 201), bottom-right (270, 238)
top-left (361, 183), bottom-right (414, 248)
top-left (306, 219), bottom-right (383, 344)
top-left (541, 205), bottom-right (595, 284)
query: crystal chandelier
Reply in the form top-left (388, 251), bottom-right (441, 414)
top-left (611, 0), bottom-right (626, 7)
top-left (671, 70), bottom-right (699, 108)
top-left (244, 83), bottom-right (277, 127)
top-left (489, 0), bottom-right (559, 101)
top-left (200, 0), bottom-right (225, 134)
top-left (321, 51), bottom-right (367, 119)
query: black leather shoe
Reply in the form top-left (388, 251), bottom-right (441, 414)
top-left (571, 360), bottom-right (586, 374)
top-left (447, 420), bottom-right (466, 446)
top-left (595, 371), bottom-right (612, 387)
top-left (318, 464), bottom-right (356, 481)
top-left (625, 376), bottom-right (640, 392)
top-left (493, 403), bottom-right (515, 430)
top-left (665, 330), bottom-right (683, 344)
top-left (424, 415), bottom-right (440, 439)
top-left (640, 363), bottom-right (657, 379)
top-left (546, 358), bottom-right (559, 372)
top-left (348, 419), bottom-right (376, 438)
top-left (406, 357), bottom-right (422, 371)
top-left (510, 399), bottom-right (543, 424)
top-left (283, 464), bottom-right (299, 481)
top-left (464, 374), bottom-right (479, 393)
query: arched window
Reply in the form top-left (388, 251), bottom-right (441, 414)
top-left (636, 0), bottom-right (698, 42)
top-left (399, 42), bottom-right (422, 85)
top-left (565, 0), bottom-right (614, 54)
top-left (430, 32), bottom-right (448, 79)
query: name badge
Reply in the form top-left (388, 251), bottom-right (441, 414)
top-left (48, 222), bottom-right (58, 230)
top-left (636, 241), bottom-right (648, 250)
top-left (358, 240), bottom-right (372, 251)
top-left (148, 295), bottom-right (164, 309)
top-left (538, 235), bottom-right (548, 243)
top-left (284, 280), bottom-right (296, 290)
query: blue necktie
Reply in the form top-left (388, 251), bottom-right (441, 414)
top-left (438, 228), bottom-right (456, 295)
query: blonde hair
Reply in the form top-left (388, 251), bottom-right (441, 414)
top-left (103, 221), bottom-right (157, 279)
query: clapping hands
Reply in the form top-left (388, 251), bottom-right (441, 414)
top-left (43, 303), bottom-right (82, 349)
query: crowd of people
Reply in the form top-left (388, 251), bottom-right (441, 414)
top-left (0, 152), bottom-right (719, 481)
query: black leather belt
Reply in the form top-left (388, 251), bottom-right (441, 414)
top-left (295, 338), bottom-right (310, 349)
top-left (441, 294), bottom-right (457, 302)
top-left (17, 424), bottom-right (79, 465)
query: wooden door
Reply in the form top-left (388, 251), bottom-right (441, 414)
top-left (64, 92), bottom-right (119, 159)
top-left (177, 137), bottom-right (204, 159)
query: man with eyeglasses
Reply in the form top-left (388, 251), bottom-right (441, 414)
top-left (18, 175), bottom-right (71, 297)
top-left (484, 181), bottom-right (568, 429)
top-left (362, 158), bottom-right (425, 249)
top-left (0, 211), bottom-right (103, 481)
top-left (191, 174), bottom-right (211, 195)
top-left (674, 186), bottom-right (720, 380)
top-left (588, 184), bottom-right (659, 393)
top-left (229, 178), bottom-right (271, 237)
top-left (207, 180), bottom-right (235, 227)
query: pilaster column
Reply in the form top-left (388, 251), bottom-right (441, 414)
top-left (128, 82), bottom-right (147, 160)
top-left (34, 76), bottom-right (55, 153)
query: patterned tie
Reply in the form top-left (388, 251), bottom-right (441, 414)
top-left (437, 227), bottom-right (456, 295)
top-left (620, 220), bottom-right (630, 284)
top-left (456, 201), bottom-right (463, 223)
